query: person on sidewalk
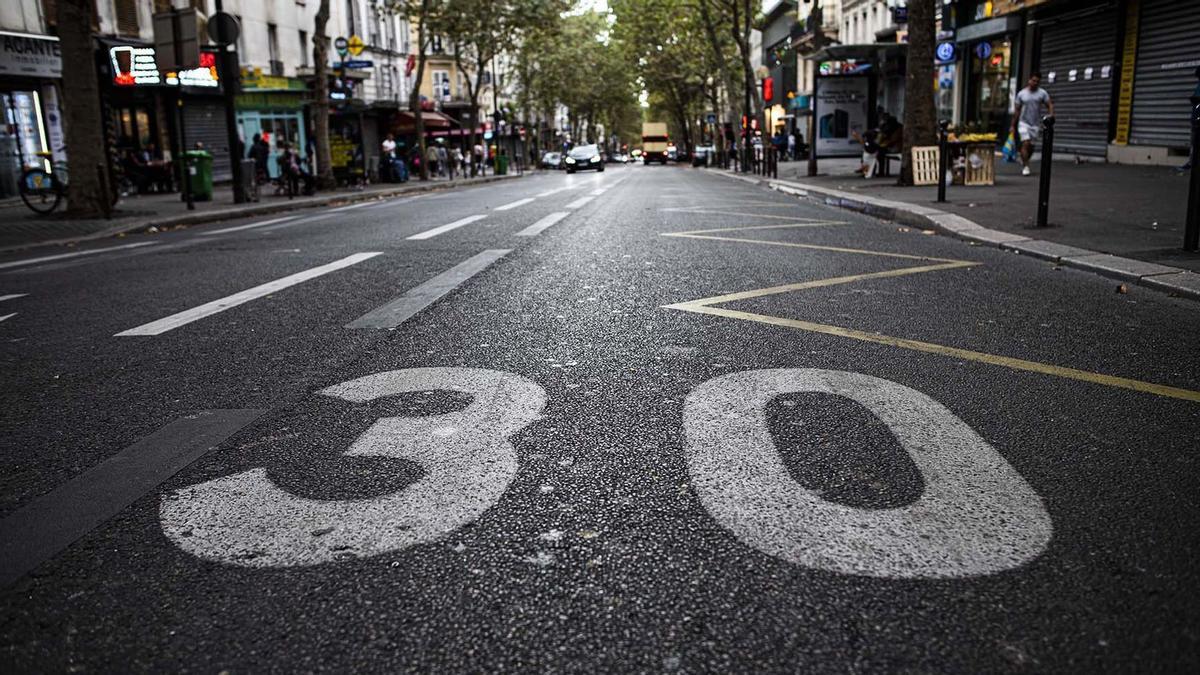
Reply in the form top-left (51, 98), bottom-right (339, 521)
top-left (1012, 72), bottom-right (1055, 177)
top-left (436, 141), bottom-right (449, 178)
top-left (380, 134), bottom-right (397, 182)
top-left (426, 142), bottom-right (441, 179)
top-left (473, 142), bottom-right (486, 176)
top-left (449, 145), bottom-right (464, 179)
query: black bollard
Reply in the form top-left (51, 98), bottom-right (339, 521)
top-left (937, 119), bottom-right (950, 203)
top-left (1185, 96), bottom-right (1200, 251)
top-left (1036, 115), bottom-right (1056, 228)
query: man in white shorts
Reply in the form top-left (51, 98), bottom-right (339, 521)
top-left (1012, 72), bottom-right (1054, 176)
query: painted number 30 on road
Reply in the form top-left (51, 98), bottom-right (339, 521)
top-left (161, 367), bottom-right (1052, 579)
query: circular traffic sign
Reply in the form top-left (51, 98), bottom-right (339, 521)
top-left (334, 36), bottom-right (349, 56)
top-left (207, 12), bottom-right (240, 47)
top-left (936, 42), bottom-right (956, 63)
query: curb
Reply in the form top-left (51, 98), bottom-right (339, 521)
top-left (0, 172), bottom-right (529, 254)
top-left (706, 168), bottom-right (1200, 303)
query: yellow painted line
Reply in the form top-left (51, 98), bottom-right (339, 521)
top-left (672, 261), bottom-right (978, 307)
top-left (662, 210), bottom-right (806, 221)
top-left (670, 221), bottom-right (849, 234)
top-left (664, 303), bottom-right (1200, 403)
top-left (662, 202), bottom-right (800, 210)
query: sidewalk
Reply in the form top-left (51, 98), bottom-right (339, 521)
top-left (0, 170), bottom-right (528, 252)
top-left (776, 157), bottom-right (1199, 272)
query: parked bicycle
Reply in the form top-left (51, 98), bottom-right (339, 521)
top-left (19, 152), bottom-right (121, 215)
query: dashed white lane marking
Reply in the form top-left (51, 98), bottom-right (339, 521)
top-left (0, 294), bottom-right (27, 302)
top-left (115, 252), bottom-right (382, 336)
top-left (565, 195), bottom-right (594, 209)
top-left (536, 186), bottom-right (572, 197)
top-left (590, 188), bottom-right (606, 196)
top-left (0, 313), bottom-right (15, 323)
top-left (328, 201), bottom-right (374, 213)
top-left (0, 409), bottom-right (265, 587)
top-left (0, 242), bottom-right (158, 271)
top-left (516, 212), bottom-right (569, 237)
top-left (201, 216), bottom-right (298, 236)
top-left (407, 214), bottom-right (487, 240)
top-left (346, 249), bottom-right (510, 329)
top-left (495, 197), bottom-right (535, 211)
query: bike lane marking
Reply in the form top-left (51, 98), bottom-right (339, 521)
top-left (0, 409), bottom-right (265, 587)
top-left (0, 241), bottom-right (159, 271)
top-left (115, 252), bottom-right (382, 336)
top-left (201, 216), bottom-right (298, 236)
top-left (346, 249), bottom-right (511, 329)
top-left (407, 214), bottom-right (487, 240)
top-left (565, 195), bottom-right (594, 209)
top-left (495, 197), bottom-right (535, 211)
top-left (516, 212), bottom-right (570, 237)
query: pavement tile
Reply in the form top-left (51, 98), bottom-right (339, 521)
top-left (1140, 271), bottom-right (1200, 299)
top-left (1001, 239), bottom-right (1096, 262)
top-left (957, 228), bottom-right (1032, 245)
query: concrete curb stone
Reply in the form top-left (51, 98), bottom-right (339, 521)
top-left (703, 168), bottom-right (1199, 303)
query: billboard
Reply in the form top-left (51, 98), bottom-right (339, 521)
top-left (814, 76), bottom-right (870, 158)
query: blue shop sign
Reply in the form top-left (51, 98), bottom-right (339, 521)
top-left (974, 42), bottom-right (992, 60)
top-left (936, 42), bottom-right (956, 63)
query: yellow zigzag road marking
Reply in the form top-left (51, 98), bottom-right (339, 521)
top-left (662, 227), bottom-right (1200, 403)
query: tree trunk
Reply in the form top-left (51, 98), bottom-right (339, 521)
top-left (411, 0), bottom-right (431, 181)
top-left (899, 0), bottom-right (938, 186)
top-left (312, 0), bottom-right (336, 190)
top-left (58, 0), bottom-right (107, 217)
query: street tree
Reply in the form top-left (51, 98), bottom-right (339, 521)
top-left (57, 0), bottom-right (108, 217)
top-left (899, 0), bottom-right (938, 186)
top-left (312, 0), bottom-right (336, 189)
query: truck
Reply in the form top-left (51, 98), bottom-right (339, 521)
top-left (641, 122), bottom-right (669, 164)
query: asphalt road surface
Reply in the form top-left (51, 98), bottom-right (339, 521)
top-left (2, 164), bottom-right (1197, 672)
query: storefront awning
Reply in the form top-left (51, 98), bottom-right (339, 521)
top-left (811, 43), bottom-right (907, 63)
top-left (392, 110), bottom-right (458, 133)
top-left (429, 127), bottom-right (485, 137)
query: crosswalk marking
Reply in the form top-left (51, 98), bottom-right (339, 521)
top-left (495, 197), bottom-right (535, 211)
top-left (516, 212), bottom-right (569, 237)
top-left (407, 214), bottom-right (487, 240)
top-left (202, 216), bottom-right (297, 236)
top-left (0, 242), bottom-right (157, 271)
top-left (115, 252), bottom-right (382, 336)
top-left (565, 195), bottom-right (594, 209)
top-left (346, 249), bottom-right (511, 329)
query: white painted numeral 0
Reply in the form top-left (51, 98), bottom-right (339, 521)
top-left (683, 369), bottom-right (1051, 578)
top-left (161, 368), bottom-right (545, 567)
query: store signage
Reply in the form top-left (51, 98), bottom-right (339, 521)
top-left (813, 76), bottom-right (869, 158)
top-left (893, 7), bottom-right (908, 23)
top-left (111, 46), bottom-right (161, 86)
top-left (974, 42), bottom-right (992, 60)
top-left (0, 32), bottom-right (61, 78)
top-left (167, 51), bottom-right (219, 88)
top-left (342, 59), bottom-right (373, 69)
top-left (936, 42), bottom-right (956, 63)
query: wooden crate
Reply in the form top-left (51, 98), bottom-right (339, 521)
top-left (910, 146), bottom-right (940, 185)
top-left (964, 143), bottom-right (996, 186)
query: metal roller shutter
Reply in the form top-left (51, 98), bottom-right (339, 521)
top-left (183, 100), bottom-right (233, 182)
top-left (1129, 0), bottom-right (1200, 150)
top-left (1036, 7), bottom-right (1118, 157)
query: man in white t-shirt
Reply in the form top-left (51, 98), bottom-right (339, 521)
top-left (1011, 72), bottom-right (1054, 176)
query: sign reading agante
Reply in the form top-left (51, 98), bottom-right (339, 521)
top-left (0, 32), bottom-right (62, 79)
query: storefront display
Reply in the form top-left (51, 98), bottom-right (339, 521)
top-left (966, 37), bottom-right (1014, 135)
top-left (1035, 6), bottom-right (1117, 157)
top-left (813, 75), bottom-right (871, 158)
top-left (0, 32), bottom-right (63, 198)
top-left (1128, 0), bottom-right (1200, 151)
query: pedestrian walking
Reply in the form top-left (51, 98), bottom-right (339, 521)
top-left (787, 131), bottom-right (796, 160)
top-left (426, 142), bottom-right (441, 178)
top-left (436, 141), bottom-right (449, 178)
top-left (473, 142), bottom-right (486, 176)
top-left (450, 146), bottom-right (464, 179)
top-left (1012, 72), bottom-right (1055, 176)
top-left (380, 134), bottom-right (397, 182)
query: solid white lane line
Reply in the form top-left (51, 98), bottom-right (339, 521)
top-left (202, 216), bottom-right (298, 236)
top-left (406, 214), bottom-right (487, 240)
top-left (516, 212), bottom-right (569, 237)
top-left (536, 186), bottom-right (571, 197)
top-left (0, 313), bottom-right (15, 323)
top-left (0, 242), bottom-right (158, 271)
top-left (115, 252), bottom-right (382, 336)
top-left (0, 294), bottom-right (27, 302)
top-left (346, 249), bottom-right (511, 329)
top-left (565, 195), bottom-right (594, 209)
top-left (495, 197), bottom-right (535, 211)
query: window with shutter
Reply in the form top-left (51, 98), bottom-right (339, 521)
top-left (115, 0), bottom-right (139, 36)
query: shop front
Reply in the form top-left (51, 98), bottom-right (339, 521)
top-left (957, 14), bottom-right (1024, 136)
top-left (1122, 0), bottom-right (1200, 161)
top-left (237, 70), bottom-right (311, 179)
top-left (0, 31), bottom-right (65, 198)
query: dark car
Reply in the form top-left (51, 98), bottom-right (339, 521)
top-left (540, 151), bottom-right (562, 170)
top-left (564, 144), bottom-right (604, 173)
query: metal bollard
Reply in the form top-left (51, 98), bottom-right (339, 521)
top-left (1185, 97), bottom-right (1200, 251)
top-left (937, 120), bottom-right (950, 203)
top-left (1036, 115), bottom-right (1056, 228)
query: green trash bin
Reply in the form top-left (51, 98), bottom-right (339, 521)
top-left (495, 154), bottom-right (509, 176)
top-left (181, 150), bottom-right (213, 201)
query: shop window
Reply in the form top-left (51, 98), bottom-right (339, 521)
top-left (299, 30), bottom-right (309, 67)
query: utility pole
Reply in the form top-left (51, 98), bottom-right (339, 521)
top-left (212, 2), bottom-right (245, 203)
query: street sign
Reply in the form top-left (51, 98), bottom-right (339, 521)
top-left (975, 42), bottom-right (992, 60)
top-left (936, 42), bottom-right (956, 63)
top-left (334, 36), bottom-right (349, 57)
top-left (342, 59), bottom-right (373, 69)
top-left (348, 35), bottom-right (365, 57)
top-left (207, 11), bottom-right (240, 47)
top-left (706, 112), bottom-right (717, 124)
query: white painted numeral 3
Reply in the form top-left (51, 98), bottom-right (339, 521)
top-left (162, 367), bottom-right (1050, 577)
